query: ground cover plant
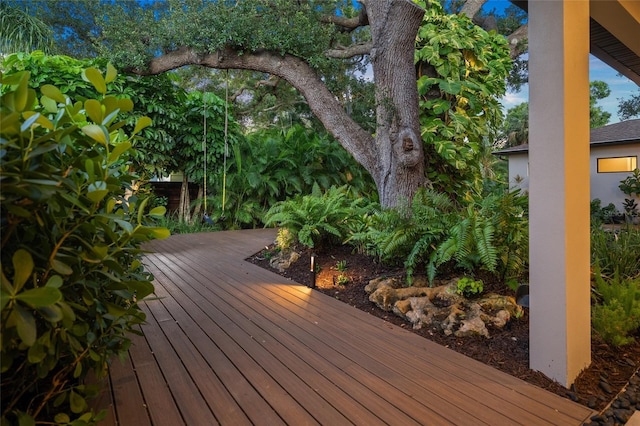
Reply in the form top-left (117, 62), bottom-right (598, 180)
top-left (1, 67), bottom-right (168, 424)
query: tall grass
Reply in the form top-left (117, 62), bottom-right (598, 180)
top-left (591, 225), bottom-right (640, 279)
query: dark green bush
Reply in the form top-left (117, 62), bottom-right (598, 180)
top-left (425, 190), bottom-right (528, 283)
top-left (208, 124), bottom-right (376, 229)
top-left (591, 226), bottom-right (640, 279)
top-left (349, 188), bottom-right (528, 286)
top-left (1, 67), bottom-right (168, 424)
top-left (348, 188), bottom-right (455, 271)
top-left (591, 268), bottom-right (640, 346)
top-left (590, 198), bottom-right (621, 225)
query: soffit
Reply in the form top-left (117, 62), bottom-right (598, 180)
top-left (510, 0), bottom-right (640, 85)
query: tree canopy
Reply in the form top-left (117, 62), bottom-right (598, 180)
top-left (618, 88), bottom-right (640, 121)
top-left (6, 0), bottom-right (516, 207)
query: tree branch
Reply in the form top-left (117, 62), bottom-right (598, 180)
top-left (325, 42), bottom-right (372, 59)
top-left (132, 47), bottom-right (377, 171)
top-left (320, 4), bottom-right (368, 31)
top-left (507, 23), bottom-right (528, 59)
top-left (460, 0), bottom-right (487, 19)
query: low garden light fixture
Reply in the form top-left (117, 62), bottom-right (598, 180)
top-left (310, 253), bottom-right (316, 289)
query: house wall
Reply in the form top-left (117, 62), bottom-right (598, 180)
top-left (590, 144), bottom-right (640, 210)
top-left (506, 153), bottom-right (530, 192)
top-left (506, 143), bottom-right (639, 209)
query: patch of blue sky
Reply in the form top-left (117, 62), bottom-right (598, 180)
top-left (485, 0), bottom-right (638, 123)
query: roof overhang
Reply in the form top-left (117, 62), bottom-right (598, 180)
top-left (511, 0), bottom-right (640, 85)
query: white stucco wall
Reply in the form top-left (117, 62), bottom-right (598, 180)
top-left (506, 153), bottom-right (529, 193)
top-left (506, 143), bottom-right (639, 208)
top-left (590, 144), bottom-right (640, 210)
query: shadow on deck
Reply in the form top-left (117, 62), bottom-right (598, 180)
top-left (96, 229), bottom-right (595, 425)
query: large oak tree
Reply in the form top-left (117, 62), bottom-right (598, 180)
top-left (9, 0), bottom-right (522, 207)
top-left (98, 0), bottom-right (428, 207)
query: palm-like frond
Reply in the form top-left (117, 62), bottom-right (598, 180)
top-left (0, 4), bottom-right (54, 54)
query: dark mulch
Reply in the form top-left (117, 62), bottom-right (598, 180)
top-left (247, 244), bottom-right (640, 416)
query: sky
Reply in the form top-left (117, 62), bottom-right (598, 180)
top-left (500, 55), bottom-right (638, 123)
top-left (487, 0), bottom-right (638, 123)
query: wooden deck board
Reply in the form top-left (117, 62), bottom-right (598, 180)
top-left (126, 331), bottom-right (184, 426)
top-left (98, 229), bottom-right (596, 425)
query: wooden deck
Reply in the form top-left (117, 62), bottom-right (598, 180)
top-left (96, 229), bottom-right (596, 425)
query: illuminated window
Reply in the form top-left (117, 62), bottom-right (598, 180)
top-left (597, 156), bottom-right (637, 173)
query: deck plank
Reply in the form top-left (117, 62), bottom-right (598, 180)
top-left (126, 331), bottom-right (184, 426)
top-left (99, 229), bottom-right (597, 425)
top-left (108, 352), bottom-right (152, 426)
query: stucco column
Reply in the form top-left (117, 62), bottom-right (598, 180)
top-left (528, 0), bottom-right (591, 387)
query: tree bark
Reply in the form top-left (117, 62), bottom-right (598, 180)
top-left (365, 0), bottom-right (427, 207)
top-left (178, 174), bottom-right (191, 224)
top-left (134, 0), bottom-right (427, 208)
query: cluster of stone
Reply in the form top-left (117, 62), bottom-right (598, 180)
top-left (364, 276), bottom-right (522, 338)
top-left (585, 369), bottom-right (640, 425)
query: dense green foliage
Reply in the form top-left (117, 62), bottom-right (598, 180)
top-left (591, 226), bottom-right (640, 280)
top-left (618, 88), bottom-right (640, 121)
top-left (208, 124), bottom-right (375, 229)
top-left (98, 0), bottom-right (352, 72)
top-left (348, 188), bottom-right (456, 267)
top-left (0, 3), bottom-right (54, 54)
top-left (1, 68), bottom-right (167, 423)
top-left (415, 0), bottom-right (511, 196)
top-left (591, 268), bottom-right (640, 347)
top-left (428, 190), bottom-right (528, 283)
top-left (264, 185), bottom-right (373, 249)
top-left (1, 52), bottom-right (187, 180)
top-left (1, 52), bottom-right (248, 223)
top-left (339, 187), bottom-right (528, 285)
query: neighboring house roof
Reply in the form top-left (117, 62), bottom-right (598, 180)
top-left (493, 119), bottom-right (640, 156)
top-left (591, 118), bottom-right (640, 145)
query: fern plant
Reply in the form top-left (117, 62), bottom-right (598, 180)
top-left (264, 185), bottom-right (371, 249)
top-left (427, 190), bottom-right (528, 283)
top-left (346, 188), bottom-right (456, 271)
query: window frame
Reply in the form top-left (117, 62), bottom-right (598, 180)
top-left (596, 156), bottom-right (638, 173)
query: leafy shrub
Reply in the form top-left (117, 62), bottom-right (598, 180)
top-left (264, 185), bottom-right (372, 249)
top-left (591, 269), bottom-right (640, 346)
top-left (619, 168), bottom-right (640, 197)
top-left (1, 68), bottom-right (168, 424)
top-left (456, 277), bottom-right (484, 298)
top-left (347, 188), bottom-right (528, 286)
top-left (208, 124), bottom-right (376, 230)
top-left (348, 188), bottom-right (455, 268)
top-left (590, 198), bottom-right (621, 225)
top-left (591, 226), bottom-right (640, 279)
top-left (415, 0), bottom-right (511, 198)
top-left (428, 190), bottom-right (528, 283)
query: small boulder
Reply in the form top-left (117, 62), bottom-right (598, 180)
top-left (269, 250), bottom-right (300, 272)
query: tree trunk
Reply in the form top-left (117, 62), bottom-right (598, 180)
top-left (178, 174), bottom-right (191, 224)
top-left (192, 185), bottom-right (204, 220)
top-left (365, 0), bottom-right (428, 207)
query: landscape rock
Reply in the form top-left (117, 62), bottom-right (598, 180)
top-left (365, 276), bottom-right (522, 338)
top-left (269, 250), bottom-right (300, 272)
